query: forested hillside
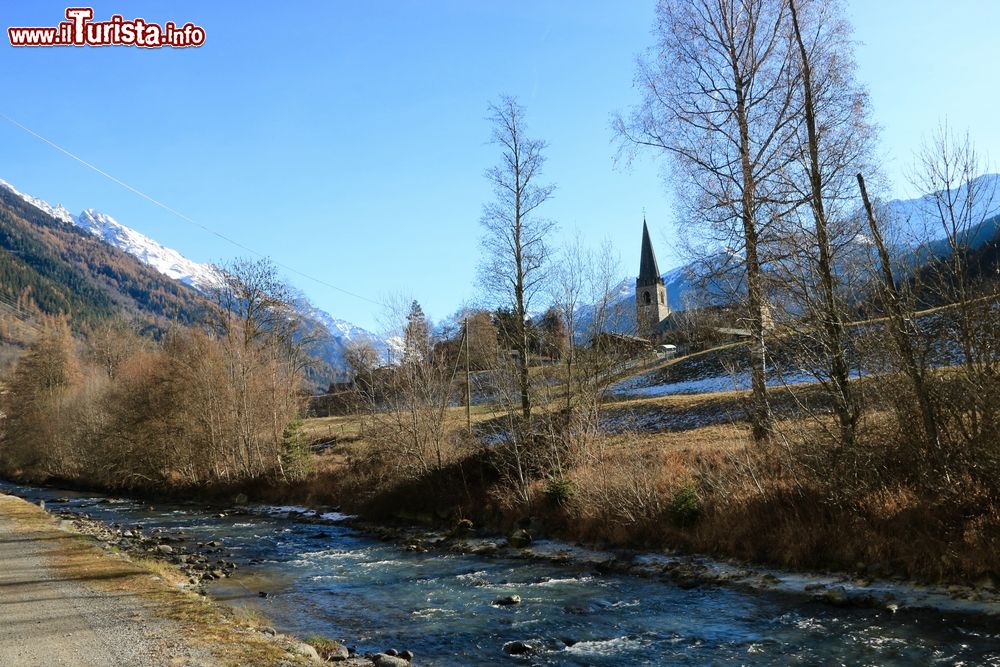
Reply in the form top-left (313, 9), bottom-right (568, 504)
top-left (0, 186), bottom-right (207, 335)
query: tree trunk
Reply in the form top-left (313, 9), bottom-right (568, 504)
top-left (734, 67), bottom-right (773, 443)
top-left (790, 0), bottom-right (858, 449)
top-left (857, 173), bottom-right (941, 454)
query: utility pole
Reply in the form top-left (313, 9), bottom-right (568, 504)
top-left (464, 317), bottom-right (472, 433)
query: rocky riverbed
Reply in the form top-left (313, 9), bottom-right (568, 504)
top-left (8, 482), bottom-right (1000, 666)
top-left (47, 503), bottom-right (418, 666)
top-left (352, 518), bottom-right (1000, 619)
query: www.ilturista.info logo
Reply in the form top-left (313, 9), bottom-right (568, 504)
top-left (8, 8), bottom-right (205, 48)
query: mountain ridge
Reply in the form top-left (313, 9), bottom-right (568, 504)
top-left (0, 177), bottom-right (384, 374)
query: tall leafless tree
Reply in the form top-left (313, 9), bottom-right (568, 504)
top-left (479, 96), bottom-right (556, 422)
top-left (551, 235), bottom-right (630, 412)
top-left (211, 258), bottom-right (309, 479)
top-left (615, 0), bottom-right (799, 441)
top-left (782, 0), bottom-right (876, 449)
top-left (551, 233), bottom-right (589, 410)
top-left (911, 124), bottom-right (999, 444)
top-left (857, 173), bottom-right (942, 461)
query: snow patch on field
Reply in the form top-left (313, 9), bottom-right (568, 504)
top-left (611, 370), bottom-right (820, 398)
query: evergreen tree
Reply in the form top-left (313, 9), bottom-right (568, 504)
top-left (539, 306), bottom-right (568, 360)
top-left (403, 300), bottom-right (430, 363)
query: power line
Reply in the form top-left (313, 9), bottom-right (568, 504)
top-left (0, 111), bottom-right (380, 306)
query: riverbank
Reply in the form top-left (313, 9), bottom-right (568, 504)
top-left (13, 477), bottom-right (1000, 623)
top-left (8, 427), bottom-right (1000, 624)
top-left (5, 480), bottom-right (1000, 665)
top-left (293, 378), bottom-right (1000, 591)
top-left (0, 492), bottom-right (401, 666)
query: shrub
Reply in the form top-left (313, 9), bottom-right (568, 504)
top-left (668, 480), bottom-right (702, 528)
top-left (281, 419), bottom-right (314, 481)
top-left (543, 476), bottom-right (576, 507)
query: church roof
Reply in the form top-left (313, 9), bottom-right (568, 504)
top-left (637, 219), bottom-right (662, 286)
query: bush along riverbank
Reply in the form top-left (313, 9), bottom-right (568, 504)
top-left (4, 490), bottom-right (419, 666)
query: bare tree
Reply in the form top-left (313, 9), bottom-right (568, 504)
top-left (911, 125), bottom-right (999, 446)
top-left (615, 0), bottom-right (799, 441)
top-left (479, 96), bottom-right (556, 422)
top-left (857, 173), bottom-right (942, 462)
top-left (210, 257), bottom-right (309, 479)
top-left (551, 233), bottom-right (589, 410)
top-left (1, 316), bottom-right (82, 474)
top-left (85, 316), bottom-right (148, 380)
top-left (364, 300), bottom-right (460, 477)
top-left (782, 0), bottom-right (876, 449)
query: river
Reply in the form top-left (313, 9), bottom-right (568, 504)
top-left (2, 480), bottom-right (998, 666)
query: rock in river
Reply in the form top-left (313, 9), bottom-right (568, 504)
top-left (492, 594), bottom-right (521, 606)
top-left (502, 640), bottom-right (535, 655)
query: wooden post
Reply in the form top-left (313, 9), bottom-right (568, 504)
top-left (464, 317), bottom-right (472, 434)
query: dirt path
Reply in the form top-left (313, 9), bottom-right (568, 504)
top-left (0, 494), bottom-right (214, 667)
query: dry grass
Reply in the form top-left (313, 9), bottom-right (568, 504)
top-left (303, 402), bottom-right (499, 442)
top-left (612, 422), bottom-right (750, 452)
top-left (0, 494), bottom-right (298, 666)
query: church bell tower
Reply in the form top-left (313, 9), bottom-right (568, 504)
top-left (635, 219), bottom-right (670, 338)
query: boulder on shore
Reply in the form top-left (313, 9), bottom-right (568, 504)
top-left (288, 641), bottom-right (320, 661)
top-left (318, 640), bottom-right (350, 661)
top-left (372, 653), bottom-right (409, 667)
top-left (507, 529), bottom-right (532, 548)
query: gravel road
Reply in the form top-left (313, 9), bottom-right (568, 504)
top-left (0, 497), bottom-right (215, 667)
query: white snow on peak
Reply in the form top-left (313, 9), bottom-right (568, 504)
top-left (75, 208), bottom-right (224, 290)
top-left (0, 178), bottom-right (223, 290)
top-left (0, 178), bottom-right (75, 226)
top-left (884, 173), bottom-right (1000, 244)
top-left (306, 304), bottom-right (373, 343)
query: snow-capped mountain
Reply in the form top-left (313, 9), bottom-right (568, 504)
top-left (300, 301), bottom-right (396, 367)
top-left (0, 177), bottom-right (76, 226)
top-left (75, 208), bottom-right (224, 291)
top-left (0, 177), bottom-right (223, 290)
top-left (884, 173), bottom-right (1000, 245)
top-left (882, 173), bottom-right (1000, 263)
top-left (0, 177), bottom-right (382, 373)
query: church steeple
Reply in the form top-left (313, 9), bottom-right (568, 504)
top-left (637, 218), bottom-right (663, 287)
top-left (635, 218), bottom-right (670, 338)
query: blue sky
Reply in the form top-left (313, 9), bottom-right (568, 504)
top-left (1, 1), bottom-right (998, 331)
